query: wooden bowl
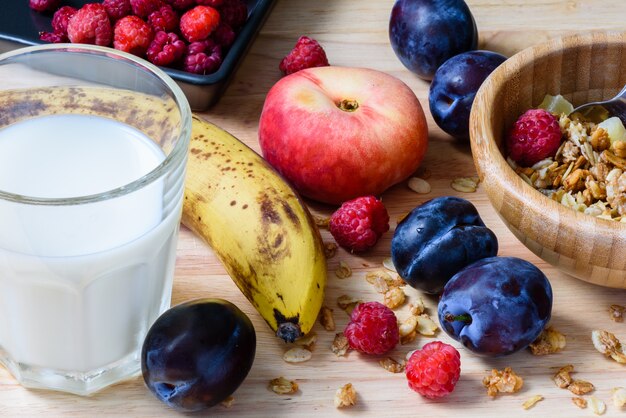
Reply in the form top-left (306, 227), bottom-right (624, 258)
top-left (470, 32), bottom-right (626, 288)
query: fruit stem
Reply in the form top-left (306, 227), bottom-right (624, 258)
top-left (276, 322), bottom-right (302, 343)
top-left (444, 313), bottom-right (472, 324)
top-left (337, 99), bottom-right (359, 112)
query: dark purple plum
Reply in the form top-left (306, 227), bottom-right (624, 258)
top-left (389, 0), bottom-right (478, 80)
top-left (391, 196), bottom-right (498, 294)
top-left (438, 257), bottom-right (553, 357)
top-left (429, 50), bottom-right (507, 140)
top-left (142, 299), bottom-right (256, 412)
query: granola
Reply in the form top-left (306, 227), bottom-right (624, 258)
top-left (335, 261), bottom-right (352, 279)
top-left (324, 242), bottom-right (338, 259)
top-left (283, 347), bottom-right (312, 363)
top-left (334, 383), bottom-right (357, 408)
top-left (383, 287), bottom-right (406, 309)
top-left (379, 357), bottom-right (405, 373)
top-left (528, 326), bottom-right (566, 355)
top-left (416, 314), bottom-right (438, 336)
top-left (522, 395), bottom-right (543, 410)
top-left (451, 176), bottom-right (480, 193)
top-left (268, 377), bottom-right (299, 395)
top-left (483, 367), bottom-right (524, 397)
top-left (612, 387), bottom-right (626, 407)
top-left (609, 304), bottom-right (625, 322)
top-left (508, 106), bottom-right (626, 222)
top-left (589, 396), bottom-right (606, 415)
top-left (331, 333), bottom-right (350, 357)
top-left (408, 176), bottom-right (432, 194)
top-left (591, 329), bottom-right (626, 363)
top-left (319, 306), bottom-right (336, 331)
top-left (572, 397), bottom-right (587, 409)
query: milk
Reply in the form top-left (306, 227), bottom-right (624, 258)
top-left (0, 114), bottom-right (182, 393)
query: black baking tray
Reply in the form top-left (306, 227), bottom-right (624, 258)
top-left (0, 0), bottom-right (276, 110)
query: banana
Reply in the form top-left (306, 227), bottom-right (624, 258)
top-left (182, 115), bottom-right (327, 342)
top-left (0, 86), bottom-right (327, 342)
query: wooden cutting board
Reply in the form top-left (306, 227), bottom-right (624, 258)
top-left (2, 1), bottom-right (626, 416)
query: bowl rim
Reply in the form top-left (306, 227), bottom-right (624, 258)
top-left (470, 31), bottom-right (626, 237)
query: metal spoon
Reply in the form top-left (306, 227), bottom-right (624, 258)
top-left (571, 83), bottom-right (626, 125)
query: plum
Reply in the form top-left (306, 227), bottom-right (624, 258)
top-left (429, 50), bottom-right (507, 140)
top-left (438, 257), bottom-right (553, 357)
top-left (141, 298), bottom-right (256, 412)
top-left (389, 0), bottom-right (478, 80)
top-left (391, 196), bottom-right (498, 294)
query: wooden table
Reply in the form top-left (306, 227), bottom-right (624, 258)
top-left (3, 1), bottom-right (626, 416)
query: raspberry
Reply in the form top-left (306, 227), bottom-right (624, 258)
top-left (183, 41), bottom-right (222, 74)
top-left (180, 5), bottom-right (220, 42)
top-left (329, 196), bottom-right (389, 253)
top-left (196, 0), bottom-right (223, 6)
top-left (147, 5), bottom-right (179, 32)
top-left (279, 36), bottom-right (329, 75)
top-left (29, 0), bottom-right (60, 13)
top-left (39, 31), bottom-right (67, 43)
top-left (67, 3), bottom-right (112, 47)
top-left (162, 0), bottom-right (195, 10)
top-left (130, 0), bottom-right (164, 18)
top-left (405, 341), bottom-right (461, 399)
top-left (506, 108), bottom-right (562, 167)
top-left (51, 6), bottom-right (77, 35)
top-left (113, 15), bottom-right (154, 56)
top-left (212, 23), bottom-right (235, 49)
top-left (147, 31), bottom-right (186, 66)
top-left (218, 0), bottom-right (247, 30)
top-left (344, 302), bottom-right (399, 355)
top-left (103, 0), bottom-right (132, 21)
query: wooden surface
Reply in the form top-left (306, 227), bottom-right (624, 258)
top-left (3, 1), bottom-right (626, 416)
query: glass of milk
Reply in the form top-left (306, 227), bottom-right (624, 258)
top-left (0, 44), bottom-right (191, 395)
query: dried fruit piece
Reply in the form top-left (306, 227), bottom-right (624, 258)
top-left (612, 387), bottom-right (626, 407)
top-left (379, 357), bottom-right (405, 373)
top-left (220, 395), bottom-right (235, 408)
top-left (269, 377), bottom-right (298, 395)
top-left (283, 347), bottom-right (312, 363)
top-left (609, 304), bottom-right (625, 322)
top-left (591, 330), bottom-right (626, 363)
top-left (331, 333), bottom-right (350, 357)
top-left (522, 395), bottom-right (543, 410)
top-left (572, 397), bottom-right (588, 409)
top-left (416, 314), bottom-right (438, 336)
top-left (408, 176), bottom-right (431, 194)
top-left (483, 367), bottom-right (524, 397)
top-left (528, 326), bottom-right (566, 355)
top-left (451, 176), bottom-right (479, 193)
top-left (589, 396), bottom-right (606, 415)
top-left (319, 306), bottom-right (336, 331)
top-left (334, 383), bottom-right (357, 408)
top-left (383, 287), bottom-right (406, 309)
top-left (568, 380), bottom-right (595, 395)
top-left (553, 364), bottom-right (574, 388)
top-left (324, 242), bottom-right (338, 259)
top-left (335, 261), bottom-right (352, 279)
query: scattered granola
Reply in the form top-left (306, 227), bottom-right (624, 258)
top-left (324, 242), bottom-right (338, 259)
top-left (268, 377), bottom-right (299, 395)
top-left (409, 299), bottom-right (426, 316)
top-left (522, 394), bottom-right (544, 410)
top-left (553, 364), bottom-right (574, 388)
top-left (483, 367), bottom-right (524, 397)
top-left (508, 108), bottom-right (626, 222)
top-left (591, 329), bottom-right (626, 363)
top-left (331, 333), bottom-right (350, 357)
top-left (416, 314), bottom-right (438, 336)
top-left (399, 315), bottom-right (418, 345)
top-left (382, 257), bottom-right (397, 272)
top-left (609, 304), bottom-right (625, 322)
top-left (319, 306), bottom-right (336, 331)
top-left (335, 260), bottom-right (352, 279)
top-left (295, 332), bottom-right (317, 350)
top-left (379, 357), bottom-right (405, 373)
top-left (408, 176), bottom-right (432, 194)
top-left (568, 380), bottom-right (595, 396)
top-left (528, 326), bottom-right (566, 355)
top-left (589, 395), bottom-right (606, 415)
top-left (572, 397), bottom-right (588, 409)
top-left (451, 176), bottom-right (479, 193)
top-left (313, 214), bottom-right (330, 228)
top-left (612, 387), bottom-right (626, 408)
top-left (366, 270), bottom-right (392, 293)
top-left (220, 395), bottom-right (235, 408)
top-left (283, 347), bottom-right (312, 363)
top-left (337, 295), bottom-right (361, 315)
top-left (334, 383), bottom-right (357, 408)
top-left (383, 287), bottom-right (406, 309)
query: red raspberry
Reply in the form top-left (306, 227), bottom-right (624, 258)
top-left (506, 108), bottom-right (562, 167)
top-left (51, 6), bottom-right (77, 35)
top-left (279, 36), bottom-right (329, 75)
top-left (405, 341), bottom-right (461, 399)
top-left (180, 5), bottom-right (220, 42)
top-left (39, 31), bottom-right (67, 43)
top-left (67, 3), bottom-right (112, 46)
top-left (329, 196), bottom-right (389, 253)
top-left (212, 23), bottom-right (235, 49)
top-left (196, 0), bottom-right (223, 6)
top-left (218, 0), bottom-right (247, 30)
top-left (130, 0), bottom-right (164, 18)
top-left (344, 302), bottom-right (399, 355)
top-left (163, 0), bottom-right (195, 10)
top-left (113, 15), bottom-right (154, 56)
top-left (103, 0), bottom-right (132, 21)
top-left (146, 31), bottom-right (186, 66)
top-left (183, 41), bottom-right (222, 74)
top-left (147, 5), bottom-right (179, 32)
top-left (29, 0), bottom-right (60, 12)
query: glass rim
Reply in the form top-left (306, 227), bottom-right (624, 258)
top-left (0, 43), bottom-right (191, 206)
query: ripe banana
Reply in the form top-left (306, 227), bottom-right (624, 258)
top-left (182, 115), bottom-right (327, 342)
top-left (0, 86), bottom-right (327, 342)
